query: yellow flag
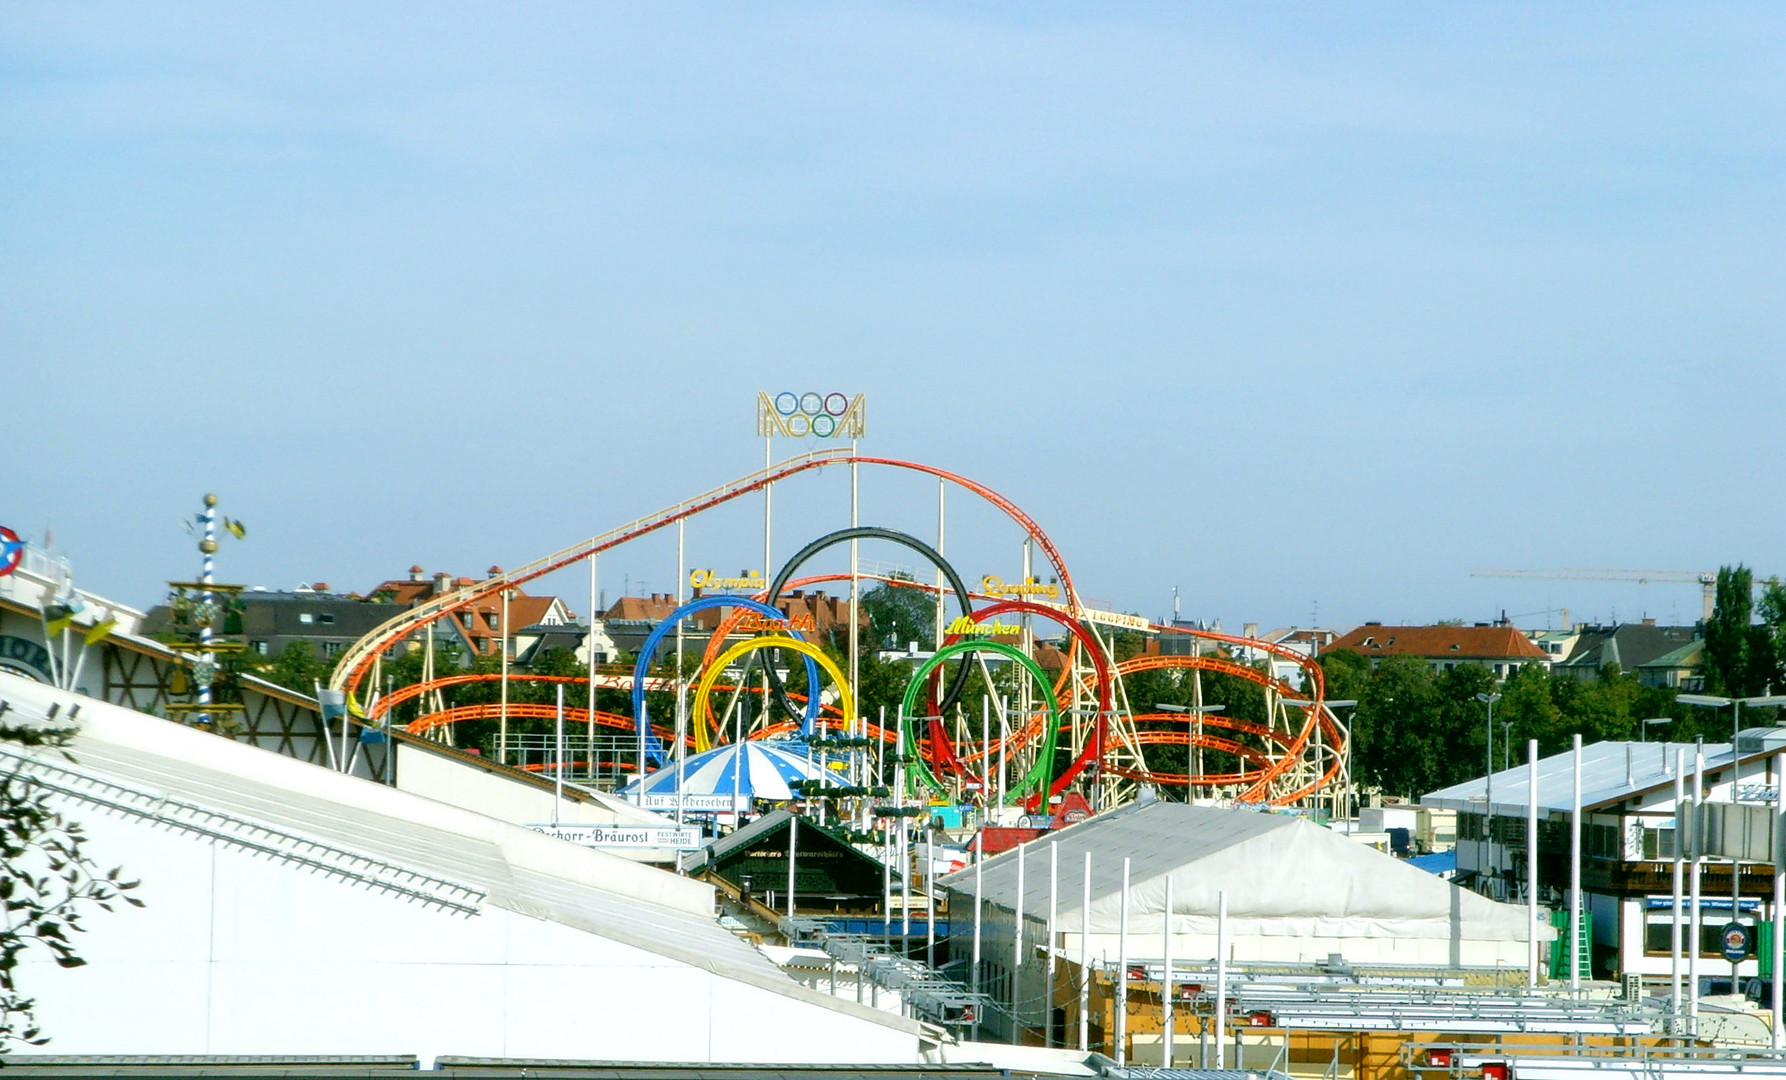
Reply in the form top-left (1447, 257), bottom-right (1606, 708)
top-left (45, 612), bottom-right (74, 637)
top-left (84, 618), bottom-right (119, 645)
top-left (347, 691), bottom-right (368, 720)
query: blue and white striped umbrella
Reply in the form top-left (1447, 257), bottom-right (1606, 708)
top-left (619, 740), bottom-right (836, 803)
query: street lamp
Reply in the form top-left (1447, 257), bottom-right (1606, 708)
top-left (1157, 704), bottom-right (1224, 803)
top-left (1640, 716), bottom-right (1671, 742)
top-left (1678, 693), bottom-right (1786, 794)
top-left (1476, 692), bottom-right (1502, 898)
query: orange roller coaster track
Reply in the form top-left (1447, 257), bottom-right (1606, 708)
top-left (329, 453), bottom-right (1081, 701)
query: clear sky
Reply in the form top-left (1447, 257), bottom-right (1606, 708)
top-left (4, 3), bottom-right (1782, 632)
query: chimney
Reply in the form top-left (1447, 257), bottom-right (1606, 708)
top-left (312, 582), bottom-right (330, 593)
top-left (1244, 622), bottom-right (1259, 639)
top-left (433, 571), bottom-right (451, 595)
top-left (409, 564), bottom-right (425, 583)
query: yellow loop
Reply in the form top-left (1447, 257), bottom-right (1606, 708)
top-left (693, 634), bottom-right (853, 753)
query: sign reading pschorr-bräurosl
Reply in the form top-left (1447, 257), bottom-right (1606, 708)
top-left (527, 823), bottom-right (702, 850)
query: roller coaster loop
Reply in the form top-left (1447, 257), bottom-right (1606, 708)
top-left (900, 639), bottom-right (1060, 808)
top-left (631, 594), bottom-right (820, 766)
top-left (760, 525), bottom-right (975, 721)
top-left (691, 635), bottom-right (855, 755)
top-left (929, 599), bottom-right (1115, 799)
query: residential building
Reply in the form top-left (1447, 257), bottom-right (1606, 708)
top-left (1322, 622), bottom-right (1550, 679)
top-left (1635, 639), bottom-right (1707, 691)
top-left (236, 586), bottom-right (399, 661)
top-left (364, 564), bottom-right (578, 662)
top-left (1553, 621), bottom-right (1701, 683)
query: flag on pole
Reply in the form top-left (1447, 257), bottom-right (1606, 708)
top-left (84, 618), bottom-right (119, 645)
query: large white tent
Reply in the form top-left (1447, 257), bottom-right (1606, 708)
top-left (939, 799), bottom-right (1548, 1038)
top-left (0, 672), bottom-right (932, 1064)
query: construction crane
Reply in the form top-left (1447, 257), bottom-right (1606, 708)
top-left (1472, 569), bottom-right (1778, 622)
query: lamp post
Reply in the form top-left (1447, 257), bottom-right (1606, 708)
top-left (1157, 703), bottom-right (1224, 803)
top-left (1477, 692), bottom-right (1502, 898)
top-left (1678, 693), bottom-right (1786, 979)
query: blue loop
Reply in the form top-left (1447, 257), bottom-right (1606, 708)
top-left (630, 595), bottom-right (823, 767)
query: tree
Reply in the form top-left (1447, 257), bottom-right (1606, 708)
top-left (859, 576), bottom-right (940, 651)
top-left (1704, 564), bottom-right (1774, 697)
top-left (0, 723), bottom-right (142, 1049)
top-left (249, 641), bottom-right (336, 697)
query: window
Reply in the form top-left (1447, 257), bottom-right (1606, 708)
top-left (486, 612), bottom-right (501, 630)
top-left (298, 613), bottom-right (314, 624)
top-left (321, 641), bottom-right (344, 656)
top-left (460, 612), bottom-right (473, 628)
top-left (252, 641), bottom-right (269, 656)
top-left (1587, 823), bottom-right (1620, 860)
top-left (1642, 827), bottom-right (1676, 860)
top-left (1646, 916), bottom-right (1756, 958)
top-left (318, 613), bottom-right (335, 625)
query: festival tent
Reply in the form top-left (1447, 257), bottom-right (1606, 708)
top-left (939, 798), bottom-right (1548, 1039)
top-left (0, 672), bottom-right (930, 1063)
top-left (619, 739), bottom-right (838, 807)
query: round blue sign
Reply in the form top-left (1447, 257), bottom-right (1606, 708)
top-left (1720, 922), bottom-right (1751, 963)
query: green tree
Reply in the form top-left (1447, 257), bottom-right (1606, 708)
top-left (250, 641), bottom-right (336, 697)
top-left (859, 576), bottom-right (941, 651)
top-left (1704, 564), bottom-right (1774, 697)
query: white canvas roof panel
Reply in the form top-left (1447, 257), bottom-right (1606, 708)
top-left (940, 799), bottom-right (1536, 943)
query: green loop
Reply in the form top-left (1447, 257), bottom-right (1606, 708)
top-left (897, 639), bottom-right (1062, 806)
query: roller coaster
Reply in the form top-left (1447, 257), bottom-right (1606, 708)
top-left (329, 449), bottom-right (1349, 814)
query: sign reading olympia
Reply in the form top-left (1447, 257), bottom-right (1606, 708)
top-left (757, 392), bottom-right (866, 439)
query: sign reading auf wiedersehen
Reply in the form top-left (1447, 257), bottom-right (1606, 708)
top-left (641, 793), bottom-right (750, 813)
top-left (527, 823), bottom-right (703, 850)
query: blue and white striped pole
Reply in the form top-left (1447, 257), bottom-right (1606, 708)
top-left (197, 493), bottom-right (217, 727)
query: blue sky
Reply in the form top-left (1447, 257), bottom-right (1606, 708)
top-left (4, 3), bottom-right (1782, 630)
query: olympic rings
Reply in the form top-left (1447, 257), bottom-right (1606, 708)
top-left (774, 391), bottom-right (852, 418)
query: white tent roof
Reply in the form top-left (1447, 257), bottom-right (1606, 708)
top-left (619, 739), bottom-right (835, 802)
top-left (0, 672), bottom-right (923, 1038)
top-left (939, 799), bottom-right (1540, 943)
top-left (1421, 736), bottom-right (1786, 817)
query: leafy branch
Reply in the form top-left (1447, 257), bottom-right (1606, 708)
top-left (0, 724), bottom-right (142, 1051)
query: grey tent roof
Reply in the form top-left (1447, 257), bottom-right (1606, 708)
top-left (938, 799), bottom-right (1536, 942)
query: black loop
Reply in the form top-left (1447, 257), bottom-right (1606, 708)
top-left (763, 527), bottom-right (976, 722)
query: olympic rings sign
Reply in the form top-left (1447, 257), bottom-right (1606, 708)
top-left (756, 391), bottom-right (866, 439)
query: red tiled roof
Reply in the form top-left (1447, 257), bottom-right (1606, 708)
top-left (1323, 625), bottom-right (1547, 661)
